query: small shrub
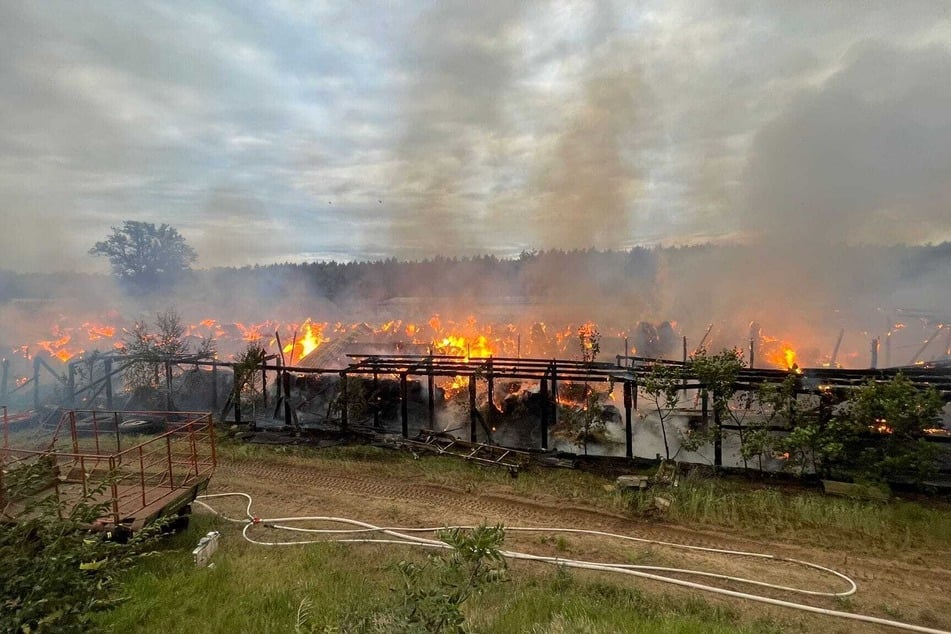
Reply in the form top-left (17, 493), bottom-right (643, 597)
top-left (0, 461), bottom-right (162, 633)
top-left (309, 524), bottom-right (507, 634)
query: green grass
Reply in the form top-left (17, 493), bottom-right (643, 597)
top-left (95, 514), bottom-right (780, 634)
top-left (89, 441), bottom-right (951, 632)
top-left (476, 569), bottom-right (785, 634)
top-left (628, 471), bottom-right (951, 551)
top-left (95, 514), bottom-right (396, 633)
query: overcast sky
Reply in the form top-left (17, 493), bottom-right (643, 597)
top-left (2, 1), bottom-right (951, 273)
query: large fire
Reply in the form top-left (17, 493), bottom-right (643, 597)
top-left (283, 320), bottom-right (326, 364)
top-left (11, 311), bottom-right (821, 374)
top-left (434, 334), bottom-right (493, 360)
top-left (760, 335), bottom-right (799, 371)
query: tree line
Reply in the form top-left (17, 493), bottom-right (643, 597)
top-left (2, 218), bottom-right (950, 304)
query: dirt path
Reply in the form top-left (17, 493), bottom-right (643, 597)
top-left (204, 458), bottom-right (951, 633)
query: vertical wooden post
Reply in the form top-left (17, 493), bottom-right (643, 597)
top-left (427, 355), bottom-right (435, 429)
top-left (749, 338), bottom-right (755, 369)
top-left (682, 337), bottom-right (688, 390)
top-left (282, 369), bottom-right (292, 429)
top-left (468, 376), bottom-right (477, 443)
top-left (211, 362), bottom-right (218, 413)
top-left (539, 374), bottom-right (549, 450)
top-left (104, 358), bottom-right (114, 409)
top-left (623, 381), bottom-right (633, 459)
top-left (261, 357), bottom-right (268, 409)
top-left (339, 372), bottom-right (349, 428)
top-left (550, 361), bottom-right (558, 429)
top-left (372, 368), bottom-right (380, 429)
top-left (113, 411), bottom-right (121, 456)
top-left (400, 372), bottom-right (409, 438)
top-left (486, 357), bottom-right (495, 432)
top-left (33, 356), bottom-right (41, 410)
top-left (165, 361), bottom-right (173, 411)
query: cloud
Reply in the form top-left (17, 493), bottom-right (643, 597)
top-left (2, 1), bottom-right (951, 273)
top-left (744, 42), bottom-right (951, 246)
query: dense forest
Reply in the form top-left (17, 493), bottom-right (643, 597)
top-left (4, 242), bottom-right (950, 307)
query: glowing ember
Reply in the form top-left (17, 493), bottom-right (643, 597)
top-left (83, 323), bottom-right (116, 340)
top-left (441, 375), bottom-right (470, 399)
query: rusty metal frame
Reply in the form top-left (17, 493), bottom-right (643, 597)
top-left (0, 409), bottom-right (215, 530)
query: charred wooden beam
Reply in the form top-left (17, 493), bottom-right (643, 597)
top-left (623, 380), bottom-right (633, 459)
top-left (427, 355), bottom-right (435, 428)
top-left (540, 372), bottom-right (549, 450)
top-left (400, 372), bottom-right (408, 438)
top-left (339, 371), bottom-right (349, 428)
top-left (468, 376), bottom-right (477, 443)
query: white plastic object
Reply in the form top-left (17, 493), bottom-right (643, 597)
top-left (192, 531), bottom-right (221, 567)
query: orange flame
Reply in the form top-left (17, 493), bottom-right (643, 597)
top-left (442, 375), bottom-right (469, 399)
top-left (434, 334), bottom-right (495, 361)
top-left (36, 329), bottom-right (83, 363)
top-left (235, 322), bottom-right (268, 342)
top-left (83, 322), bottom-right (116, 340)
top-left (761, 336), bottom-right (799, 371)
top-left (283, 320), bottom-right (325, 363)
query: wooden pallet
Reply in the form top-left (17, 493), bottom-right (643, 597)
top-left (394, 429), bottom-right (531, 476)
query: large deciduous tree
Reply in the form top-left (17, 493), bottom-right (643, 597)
top-left (89, 221), bottom-right (196, 294)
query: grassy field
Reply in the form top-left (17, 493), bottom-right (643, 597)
top-left (94, 514), bottom-right (782, 634)
top-left (91, 442), bottom-right (951, 633)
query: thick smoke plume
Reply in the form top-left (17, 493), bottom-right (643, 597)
top-left (2, 2), bottom-right (951, 377)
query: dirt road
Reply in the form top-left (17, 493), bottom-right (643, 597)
top-left (204, 455), bottom-right (951, 634)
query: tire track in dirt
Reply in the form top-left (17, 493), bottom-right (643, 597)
top-left (210, 459), bottom-right (951, 632)
top-left (218, 462), bottom-right (577, 526)
top-left (214, 460), bottom-right (951, 598)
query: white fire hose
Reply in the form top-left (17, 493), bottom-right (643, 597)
top-left (194, 492), bottom-right (948, 634)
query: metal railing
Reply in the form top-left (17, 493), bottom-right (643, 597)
top-left (1, 409), bottom-right (215, 526)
